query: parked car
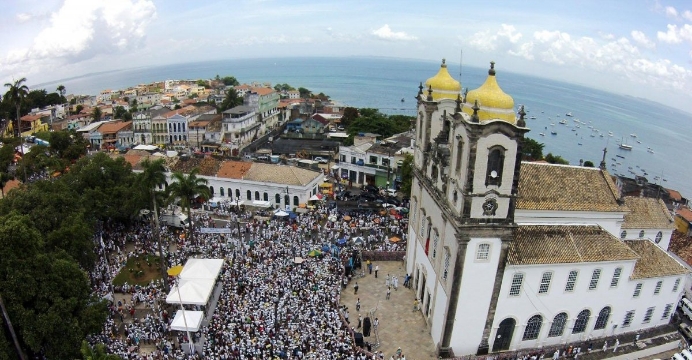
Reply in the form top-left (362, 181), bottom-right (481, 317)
top-left (363, 184), bottom-right (379, 193)
top-left (359, 192), bottom-right (377, 201)
top-left (384, 197), bottom-right (401, 206)
top-left (314, 157), bottom-right (328, 164)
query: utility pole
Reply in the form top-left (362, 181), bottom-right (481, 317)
top-left (0, 294), bottom-right (26, 360)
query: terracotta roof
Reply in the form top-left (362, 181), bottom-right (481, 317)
top-left (243, 163), bottom-right (321, 186)
top-left (216, 161), bottom-right (252, 179)
top-left (669, 189), bottom-right (683, 202)
top-left (20, 114), bottom-right (42, 122)
top-left (250, 87), bottom-right (276, 96)
top-left (189, 120), bottom-right (211, 128)
top-left (517, 163), bottom-right (623, 212)
top-left (508, 225), bottom-right (639, 265)
top-left (621, 197), bottom-right (675, 229)
top-left (677, 208), bottom-right (692, 223)
top-left (122, 155), bottom-right (143, 168)
top-left (624, 240), bottom-right (688, 279)
top-left (98, 121), bottom-right (132, 134)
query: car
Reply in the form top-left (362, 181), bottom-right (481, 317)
top-left (314, 157), bottom-right (328, 164)
top-left (381, 203), bottom-right (397, 209)
top-left (680, 323), bottom-right (692, 342)
top-left (359, 192), bottom-right (377, 201)
top-left (363, 184), bottom-right (379, 193)
top-left (384, 197), bottom-right (401, 206)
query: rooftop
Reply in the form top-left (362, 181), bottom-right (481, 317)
top-left (98, 120), bottom-right (132, 134)
top-left (216, 161), bottom-right (252, 179)
top-left (508, 225), bottom-right (639, 265)
top-left (621, 196), bottom-right (675, 229)
top-left (242, 163), bottom-right (321, 186)
top-left (624, 240), bottom-right (688, 279)
top-left (676, 207), bottom-right (692, 223)
top-left (517, 162), bottom-right (623, 212)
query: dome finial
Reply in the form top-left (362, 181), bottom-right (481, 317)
top-left (441, 58), bottom-right (447, 68)
top-left (489, 61), bottom-right (496, 76)
top-left (418, 82), bottom-right (424, 97)
top-left (455, 94), bottom-right (462, 114)
top-left (517, 105), bottom-right (526, 127)
top-left (471, 100), bottom-right (480, 123)
top-left (427, 85), bottom-right (434, 101)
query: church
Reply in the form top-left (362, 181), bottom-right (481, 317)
top-left (404, 59), bottom-right (687, 357)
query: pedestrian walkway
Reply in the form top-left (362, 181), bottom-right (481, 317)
top-left (340, 261), bottom-right (437, 359)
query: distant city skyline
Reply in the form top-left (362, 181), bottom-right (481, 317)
top-left (3, 0), bottom-right (692, 113)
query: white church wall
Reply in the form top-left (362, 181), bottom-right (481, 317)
top-left (514, 210), bottom-right (625, 236)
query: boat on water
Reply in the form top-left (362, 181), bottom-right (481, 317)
top-left (600, 134), bottom-right (604, 137)
top-left (551, 131), bottom-right (557, 135)
top-left (578, 143), bottom-right (583, 146)
top-left (616, 154), bottom-right (625, 159)
top-left (550, 123), bottom-right (555, 126)
top-left (530, 116), bottom-right (536, 119)
top-left (630, 133), bottom-right (637, 138)
top-left (619, 137), bottom-right (633, 150)
top-left (566, 112), bottom-right (573, 117)
top-left (401, 98), bottom-right (405, 102)
top-left (559, 119), bottom-right (568, 124)
top-left (590, 134), bottom-right (595, 137)
top-left (539, 133), bottom-right (545, 136)
top-left (647, 149), bottom-right (654, 154)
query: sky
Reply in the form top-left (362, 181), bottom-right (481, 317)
top-left (3, 0), bottom-right (692, 112)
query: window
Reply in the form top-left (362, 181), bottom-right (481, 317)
top-left (293, 196), bottom-right (299, 206)
top-left (476, 243), bottom-right (490, 261)
top-left (275, 194), bottom-right (280, 204)
top-left (443, 248), bottom-right (451, 280)
top-left (432, 231), bottom-right (439, 259)
top-left (642, 307), bottom-right (655, 324)
top-left (623, 310), bottom-right (635, 327)
top-left (486, 147), bottom-right (505, 186)
top-left (655, 231), bottom-right (663, 244)
top-left (662, 303), bottom-right (674, 319)
top-left (420, 218), bottom-right (426, 238)
top-left (620, 230), bottom-right (627, 239)
top-left (572, 309), bottom-right (590, 334)
top-left (522, 315), bottom-right (542, 341)
top-left (633, 283), bottom-right (643, 298)
top-left (610, 267), bottom-right (622, 288)
top-left (255, 191), bottom-right (260, 201)
top-left (589, 269), bottom-right (601, 290)
top-left (209, 186), bottom-right (214, 196)
top-left (548, 313), bottom-right (567, 337)
top-left (236, 189), bottom-right (240, 198)
top-left (263, 193), bottom-right (268, 201)
top-left (455, 139), bottom-right (464, 174)
top-left (220, 187), bottom-right (224, 196)
top-left (594, 307), bottom-right (611, 330)
top-left (538, 272), bottom-right (553, 294)
top-left (369, 155), bottom-right (377, 164)
top-left (246, 190), bottom-right (251, 200)
top-left (639, 230), bottom-right (645, 238)
top-left (565, 270), bottom-right (578, 292)
top-left (654, 281), bottom-right (663, 295)
top-left (509, 273), bottom-right (524, 296)
top-left (673, 278), bottom-right (681, 292)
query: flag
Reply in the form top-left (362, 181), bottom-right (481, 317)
top-left (425, 237), bottom-right (430, 255)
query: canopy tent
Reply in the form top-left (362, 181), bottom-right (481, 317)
top-left (250, 200), bottom-right (272, 208)
top-left (179, 259), bottom-right (224, 281)
top-left (207, 197), bottom-right (225, 208)
top-left (166, 278), bottom-right (216, 306)
top-left (133, 144), bottom-right (158, 151)
top-left (170, 310), bottom-right (204, 332)
top-left (274, 210), bottom-right (289, 217)
top-left (308, 194), bottom-right (323, 201)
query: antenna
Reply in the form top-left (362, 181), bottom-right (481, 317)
top-left (459, 49), bottom-right (463, 81)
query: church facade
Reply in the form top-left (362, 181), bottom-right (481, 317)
top-left (405, 60), bottom-right (686, 357)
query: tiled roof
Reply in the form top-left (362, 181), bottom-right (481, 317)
top-left (216, 161), bottom-right (252, 179)
top-left (621, 197), bottom-right (675, 229)
top-left (517, 163), bottom-right (622, 212)
top-left (508, 225), bottom-right (639, 265)
top-left (250, 87), bottom-right (275, 96)
top-left (624, 240), bottom-right (688, 279)
top-left (676, 207), bottom-right (692, 223)
top-left (668, 189), bottom-right (682, 202)
top-left (98, 121), bottom-right (132, 134)
top-left (122, 155), bottom-right (143, 168)
top-left (243, 163), bottom-right (321, 186)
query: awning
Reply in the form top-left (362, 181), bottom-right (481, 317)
top-left (166, 278), bottom-right (216, 306)
top-left (170, 310), bottom-right (204, 332)
top-left (251, 200), bottom-right (272, 208)
top-left (179, 259), bottom-right (224, 281)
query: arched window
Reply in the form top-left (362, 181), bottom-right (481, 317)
top-left (572, 309), bottom-right (590, 334)
top-left (275, 194), bottom-right (281, 204)
top-left (594, 307), bottom-right (610, 330)
top-left (476, 243), bottom-right (491, 261)
top-left (620, 230), bottom-right (627, 239)
top-left (522, 315), bottom-right (542, 341)
top-left (284, 195), bottom-right (289, 206)
top-left (548, 313), bottom-right (567, 337)
top-left (246, 190), bottom-right (251, 200)
top-left (638, 230), bottom-right (645, 238)
top-left (236, 189), bottom-right (240, 198)
top-left (432, 231), bottom-right (439, 259)
top-left (220, 187), bottom-right (224, 196)
top-left (209, 186), bottom-right (214, 196)
top-left (455, 139), bottom-right (464, 174)
top-left (263, 192), bottom-right (268, 201)
top-left (655, 231), bottom-right (663, 244)
top-left (486, 147), bottom-right (505, 186)
top-left (293, 196), bottom-right (299, 206)
top-left (255, 191), bottom-right (260, 200)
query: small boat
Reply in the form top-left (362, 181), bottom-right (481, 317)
top-left (619, 137), bottom-right (632, 150)
top-left (600, 134), bottom-right (604, 137)
top-left (663, 179), bottom-right (668, 182)
top-left (551, 131), bottom-right (557, 135)
top-left (647, 149), bottom-right (654, 154)
top-left (559, 120), bottom-right (568, 124)
top-left (401, 98), bottom-right (405, 102)
top-left (566, 112), bottom-right (573, 117)
top-left (578, 143), bottom-right (583, 146)
top-left (539, 133), bottom-right (545, 136)
top-left (550, 123), bottom-right (555, 126)
top-left (630, 133), bottom-right (637, 138)
top-left (611, 158), bottom-right (617, 161)
top-left (616, 155), bottom-right (625, 159)
top-left (530, 116), bottom-right (536, 119)
top-left (590, 134), bottom-right (595, 137)
top-left (636, 140), bottom-right (641, 144)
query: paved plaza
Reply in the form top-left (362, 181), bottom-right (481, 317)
top-left (339, 261), bottom-right (438, 360)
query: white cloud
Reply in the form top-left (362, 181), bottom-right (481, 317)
top-left (657, 24), bottom-right (692, 44)
top-left (468, 24), bottom-right (523, 52)
top-left (631, 30), bottom-right (656, 49)
top-left (16, 13), bottom-right (32, 22)
top-left (684, 10), bottom-right (692, 21)
top-left (598, 32), bottom-right (615, 40)
top-left (1, 0), bottom-right (156, 79)
top-left (666, 6), bottom-right (679, 18)
top-left (372, 25), bottom-right (417, 41)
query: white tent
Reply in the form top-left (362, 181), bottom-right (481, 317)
top-left (251, 200), bottom-right (272, 208)
top-left (274, 210), bottom-right (289, 217)
top-left (309, 194), bottom-right (322, 201)
top-left (133, 144), bottom-right (158, 151)
top-left (166, 278), bottom-right (216, 306)
top-left (179, 259), bottom-right (224, 281)
top-left (170, 310), bottom-right (204, 332)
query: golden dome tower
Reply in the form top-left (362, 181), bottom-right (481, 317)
top-left (424, 59), bottom-right (461, 101)
top-left (462, 61), bottom-right (516, 124)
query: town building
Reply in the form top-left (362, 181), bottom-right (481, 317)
top-left (189, 114), bottom-right (222, 151)
top-left (405, 60), bottom-right (688, 357)
top-left (222, 106), bottom-right (259, 151)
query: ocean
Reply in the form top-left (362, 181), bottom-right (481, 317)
top-left (33, 57), bottom-right (692, 197)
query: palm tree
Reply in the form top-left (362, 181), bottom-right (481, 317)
top-left (167, 168), bottom-right (210, 245)
top-left (80, 340), bottom-right (120, 360)
top-left (91, 106), bottom-right (102, 124)
top-left (139, 158), bottom-right (169, 290)
top-left (56, 84), bottom-right (66, 101)
top-left (4, 77), bottom-right (29, 138)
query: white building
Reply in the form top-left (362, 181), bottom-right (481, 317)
top-left (222, 106), bottom-right (259, 150)
top-left (167, 113), bottom-right (188, 144)
top-left (405, 60), bottom-right (688, 357)
top-left (132, 113), bottom-right (152, 145)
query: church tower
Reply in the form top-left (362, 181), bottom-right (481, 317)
top-left (406, 60), bottom-right (529, 356)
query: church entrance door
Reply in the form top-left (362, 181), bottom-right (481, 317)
top-left (492, 318), bottom-right (515, 352)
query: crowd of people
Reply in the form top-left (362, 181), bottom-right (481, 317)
top-left (85, 198), bottom-right (410, 359)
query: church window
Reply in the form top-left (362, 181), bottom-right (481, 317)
top-left (220, 187), bottom-right (224, 196)
top-left (420, 218), bottom-right (426, 238)
top-left (443, 248), bottom-right (451, 280)
top-left (509, 273), bottom-right (524, 296)
top-left (455, 139), bottom-right (463, 174)
top-left (236, 189), bottom-right (240, 198)
top-left (572, 310), bottom-right (590, 334)
top-left (263, 192), bottom-right (268, 201)
top-left (655, 231), bottom-right (663, 244)
top-left (275, 194), bottom-right (280, 204)
top-left (620, 230), bottom-right (627, 239)
top-left (476, 243), bottom-right (490, 261)
top-left (633, 283), bottom-right (643, 298)
top-left (246, 190), bottom-right (251, 200)
top-left (538, 272), bottom-right (552, 294)
top-left (642, 307), bottom-right (655, 324)
top-left (662, 303), bottom-right (674, 319)
top-left (548, 313), bottom-right (567, 337)
top-left (588, 269), bottom-right (601, 290)
top-left (654, 280), bottom-right (663, 295)
top-left (432, 231), bottom-right (439, 259)
top-left (485, 147), bottom-right (504, 186)
top-left (565, 270), bottom-right (578, 292)
top-left (594, 307), bottom-right (611, 330)
top-left (639, 230), bottom-right (645, 238)
top-left (522, 315), bottom-right (542, 341)
top-left (673, 278), bottom-right (681, 292)
top-left (622, 310), bottom-right (635, 327)
top-left (255, 191), bottom-right (260, 201)
top-left (610, 267), bottom-right (622, 288)
top-left (293, 196), bottom-right (299, 206)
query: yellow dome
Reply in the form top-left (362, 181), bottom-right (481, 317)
top-left (462, 61), bottom-right (516, 124)
top-left (424, 59), bottom-right (461, 101)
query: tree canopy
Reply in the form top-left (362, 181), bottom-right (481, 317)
top-left (344, 108), bottom-right (413, 145)
top-left (221, 76), bottom-right (239, 86)
top-left (521, 138), bottom-right (545, 161)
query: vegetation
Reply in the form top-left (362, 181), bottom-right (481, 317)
top-left (583, 160), bottom-right (595, 167)
top-left (112, 255), bottom-right (163, 286)
top-left (91, 107), bottom-right (102, 123)
top-left (273, 83), bottom-right (295, 92)
top-left (544, 153), bottom-right (570, 165)
top-left (521, 138), bottom-right (545, 161)
top-left (3, 78), bottom-right (29, 137)
top-left (343, 108), bottom-right (413, 145)
top-left (219, 88), bottom-right (243, 112)
top-left (399, 154), bottom-right (414, 196)
top-left (167, 169), bottom-right (210, 245)
top-left (298, 87), bottom-right (311, 98)
top-left (220, 76), bottom-right (239, 86)
top-left (138, 158), bottom-right (169, 290)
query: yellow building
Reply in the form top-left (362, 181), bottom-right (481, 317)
top-left (19, 114), bottom-right (50, 136)
top-left (675, 207), bottom-right (692, 236)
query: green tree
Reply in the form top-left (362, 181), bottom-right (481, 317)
top-left (583, 160), bottom-right (595, 167)
top-left (113, 106), bottom-right (128, 119)
top-left (129, 99), bottom-right (138, 114)
top-left (80, 341), bottom-right (121, 360)
top-left (167, 169), bottom-right (210, 245)
top-left (138, 158), bottom-right (169, 290)
top-left (56, 85), bottom-right (66, 103)
top-left (196, 79), bottom-right (208, 88)
top-left (399, 154), bottom-right (414, 196)
top-left (4, 77), bottom-right (29, 137)
top-left (521, 138), bottom-right (545, 161)
top-left (298, 87), bottom-right (311, 98)
top-left (219, 88), bottom-right (243, 112)
top-left (91, 107), bottom-right (102, 123)
top-left (544, 153), bottom-right (569, 165)
top-left (75, 104), bottom-right (84, 114)
top-left (341, 107), bottom-right (359, 128)
top-left (221, 76), bottom-right (239, 86)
